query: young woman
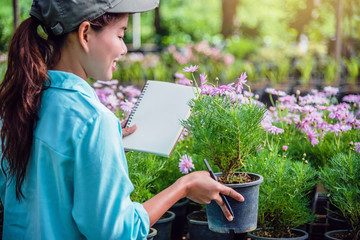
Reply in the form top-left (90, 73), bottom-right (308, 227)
top-left (0, 0), bottom-right (244, 239)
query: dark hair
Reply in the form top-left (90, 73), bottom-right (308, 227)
top-left (0, 13), bottom-right (123, 201)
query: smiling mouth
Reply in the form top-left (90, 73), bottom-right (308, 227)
top-left (112, 59), bottom-right (119, 71)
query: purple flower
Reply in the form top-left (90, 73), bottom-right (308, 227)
top-left (183, 65), bottom-right (199, 73)
top-left (177, 78), bottom-right (192, 86)
top-left (343, 94), bottom-right (360, 104)
top-left (174, 72), bottom-right (186, 79)
top-left (303, 127), bottom-right (320, 146)
top-left (264, 125), bottom-right (284, 135)
top-left (265, 88), bottom-right (286, 96)
top-left (235, 72), bottom-right (247, 93)
top-left (179, 155), bottom-right (195, 174)
top-left (323, 86), bottom-right (339, 97)
top-left (354, 142), bottom-right (360, 153)
top-left (120, 99), bottom-right (134, 116)
top-left (123, 85), bottom-right (141, 99)
top-left (210, 83), bottom-right (235, 96)
top-left (299, 95), bottom-right (329, 106)
top-left (200, 84), bottom-right (214, 95)
top-left (278, 95), bottom-right (297, 105)
top-left (200, 73), bottom-right (208, 86)
top-left (282, 145), bottom-right (288, 151)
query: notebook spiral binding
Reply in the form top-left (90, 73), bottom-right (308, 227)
top-left (125, 81), bottom-right (150, 128)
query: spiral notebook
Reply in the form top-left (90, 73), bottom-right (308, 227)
top-left (122, 80), bottom-right (196, 157)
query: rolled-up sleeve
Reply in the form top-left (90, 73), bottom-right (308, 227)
top-left (72, 110), bottom-right (149, 240)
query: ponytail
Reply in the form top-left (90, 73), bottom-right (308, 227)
top-left (0, 17), bottom-right (53, 201)
top-left (0, 13), bottom-right (123, 201)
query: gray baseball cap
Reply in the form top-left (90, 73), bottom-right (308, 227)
top-left (30, 0), bottom-right (159, 36)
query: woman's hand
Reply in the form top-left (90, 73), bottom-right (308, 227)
top-left (121, 120), bottom-right (137, 137)
top-left (143, 171), bottom-right (244, 226)
top-left (180, 171), bottom-right (244, 221)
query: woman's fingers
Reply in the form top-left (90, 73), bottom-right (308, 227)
top-left (122, 124), bottom-right (137, 137)
top-left (220, 187), bottom-right (244, 202)
top-left (215, 185), bottom-right (245, 221)
top-left (213, 194), bottom-right (233, 221)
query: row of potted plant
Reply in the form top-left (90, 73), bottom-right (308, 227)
top-left (110, 41), bottom-right (360, 91)
top-left (92, 65), bottom-right (360, 240)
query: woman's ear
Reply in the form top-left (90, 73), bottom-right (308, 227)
top-left (78, 21), bottom-right (92, 53)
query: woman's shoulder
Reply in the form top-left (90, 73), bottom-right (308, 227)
top-left (44, 70), bottom-right (115, 119)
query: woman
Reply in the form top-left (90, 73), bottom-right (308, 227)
top-left (0, 0), bottom-right (244, 239)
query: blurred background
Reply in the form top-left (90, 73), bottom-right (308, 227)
top-left (1, 0), bottom-right (359, 96)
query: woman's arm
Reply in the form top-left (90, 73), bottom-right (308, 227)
top-left (143, 171), bottom-right (244, 226)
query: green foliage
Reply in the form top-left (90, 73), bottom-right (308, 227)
top-left (159, 0), bottom-right (221, 46)
top-left (296, 55), bottom-right (314, 86)
top-left (344, 56), bottom-right (360, 85)
top-left (184, 94), bottom-right (266, 183)
top-left (126, 152), bottom-right (166, 203)
top-left (280, 124), bottom-right (359, 168)
top-left (319, 152), bottom-right (360, 240)
top-left (225, 36), bottom-right (258, 59)
top-left (244, 147), bottom-right (317, 237)
top-left (322, 56), bottom-right (337, 84)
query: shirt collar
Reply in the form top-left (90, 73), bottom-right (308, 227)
top-left (46, 70), bottom-right (99, 101)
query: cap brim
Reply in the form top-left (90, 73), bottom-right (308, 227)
top-left (107, 0), bottom-right (159, 14)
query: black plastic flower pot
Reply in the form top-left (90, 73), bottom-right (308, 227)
top-left (169, 198), bottom-right (189, 240)
top-left (324, 230), bottom-right (352, 240)
top-left (147, 228), bottom-right (157, 240)
top-left (153, 211), bottom-right (175, 240)
top-left (206, 172), bottom-right (263, 233)
top-left (247, 228), bottom-right (309, 240)
top-left (326, 212), bottom-right (349, 231)
top-left (187, 211), bottom-right (232, 240)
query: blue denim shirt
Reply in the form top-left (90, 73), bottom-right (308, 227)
top-left (0, 70), bottom-right (149, 239)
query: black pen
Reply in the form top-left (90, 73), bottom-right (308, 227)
top-left (203, 159), bottom-right (234, 218)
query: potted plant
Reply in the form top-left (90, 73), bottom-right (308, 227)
top-left (126, 151), bottom-right (166, 240)
top-left (320, 150), bottom-right (360, 240)
top-left (244, 143), bottom-right (317, 239)
top-left (187, 210), bottom-right (232, 240)
top-left (181, 67), bottom-right (266, 233)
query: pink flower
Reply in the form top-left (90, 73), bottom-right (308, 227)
top-left (209, 83), bottom-right (234, 96)
top-left (235, 72), bottom-right (247, 93)
top-left (282, 145), bottom-right (288, 151)
top-left (179, 155), bottom-right (195, 174)
top-left (343, 94), bottom-right (360, 104)
top-left (265, 88), bottom-right (286, 96)
top-left (120, 99), bottom-right (134, 116)
top-left (264, 125), bottom-right (284, 135)
top-left (304, 127), bottom-right (320, 146)
top-left (177, 78), bottom-right (192, 86)
top-left (174, 72), bottom-right (185, 79)
top-left (200, 84), bottom-right (214, 95)
top-left (354, 142), bottom-right (360, 153)
top-left (200, 73), bottom-right (208, 86)
top-left (183, 65), bottom-right (199, 73)
top-left (323, 86), bottom-right (339, 97)
top-left (123, 85), bottom-right (141, 99)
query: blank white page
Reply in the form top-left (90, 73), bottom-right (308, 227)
top-left (123, 80), bottom-right (196, 157)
